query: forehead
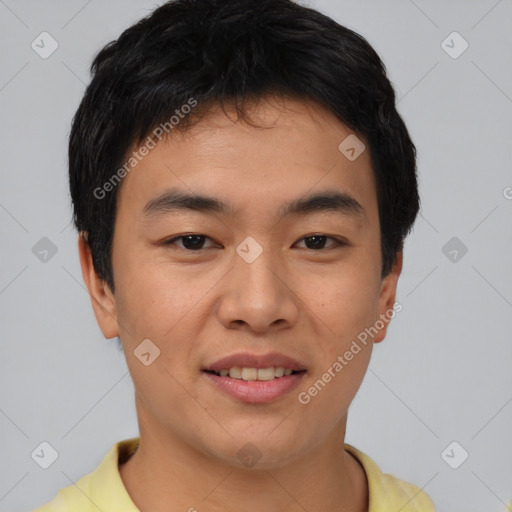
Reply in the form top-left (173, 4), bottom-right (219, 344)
top-left (115, 95), bottom-right (377, 224)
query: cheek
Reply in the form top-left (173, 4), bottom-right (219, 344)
top-left (309, 263), bottom-right (381, 337)
top-left (295, 342), bottom-right (372, 448)
top-left (298, 261), bottom-right (380, 403)
top-left (312, 280), bottom-right (376, 389)
top-left (114, 255), bottom-right (204, 341)
top-left (113, 257), bottom-right (211, 394)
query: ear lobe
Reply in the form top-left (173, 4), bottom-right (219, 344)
top-left (373, 251), bottom-right (403, 344)
top-left (77, 234), bottom-right (119, 339)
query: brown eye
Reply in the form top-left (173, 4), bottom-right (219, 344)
top-left (164, 234), bottom-right (216, 250)
top-left (295, 235), bottom-right (345, 250)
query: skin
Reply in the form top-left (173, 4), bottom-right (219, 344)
top-left (79, 94), bottom-right (402, 512)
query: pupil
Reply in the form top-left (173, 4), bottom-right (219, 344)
top-left (180, 235), bottom-right (327, 250)
top-left (306, 235), bottom-right (326, 249)
top-left (183, 235), bottom-right (204, 250)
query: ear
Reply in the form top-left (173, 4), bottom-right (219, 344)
top-left (78, 234), bottom-right (119, 339)
top-left (373, 251), bottom-right (403, 344)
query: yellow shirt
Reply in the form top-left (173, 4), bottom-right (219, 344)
top-left (32, 437), bottom-right (436, 511)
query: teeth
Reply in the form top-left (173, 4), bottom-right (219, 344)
top-left (229, 367), bottom-right (242, 379)
top-left (241, 367), bottom-right (258, 380)
top-left (216, 366), bottom-right (297, 380)
top-left (257, 368), bottom-right (276, 381)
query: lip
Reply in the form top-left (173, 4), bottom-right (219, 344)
top-left (203, 371), bottom-right (306, 404)
top-left (203, 352), bottom-right (307, 373)
top-left (202, 352), bottom-right (307, 404)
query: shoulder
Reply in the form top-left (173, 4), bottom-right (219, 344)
top-left (344, 443), bottom-right (437, 512)
top-left (31, 472), bottom-right (94, 512)
top-left (31, 438), bottom-right (140, 512)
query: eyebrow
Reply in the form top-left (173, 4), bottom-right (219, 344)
top-left (142, 187), bottom-right (365, 221)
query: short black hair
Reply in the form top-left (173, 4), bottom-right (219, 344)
top-left (69, 0), bottom-right (419, 293)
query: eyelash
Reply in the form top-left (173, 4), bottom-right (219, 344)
top-left (162, 234), bottom-right (346, 252)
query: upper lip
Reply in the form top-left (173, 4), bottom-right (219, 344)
top-left (203, 352), bottom-right (307, 372)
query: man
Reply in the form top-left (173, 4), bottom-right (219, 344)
top-left (34, 0), bottom-right (436, 510)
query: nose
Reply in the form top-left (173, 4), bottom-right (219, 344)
top-left (215, 242), bottom-right (300, 334)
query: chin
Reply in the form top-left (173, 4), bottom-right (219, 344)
top-left (210, 430), bottom-right (308, 470)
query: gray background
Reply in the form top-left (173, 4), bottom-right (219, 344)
top-left (1, 0), bottom-right (511, 511)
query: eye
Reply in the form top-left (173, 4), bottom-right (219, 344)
top-left (163, 234), bottom-right (216, 251)
top-left (162, 233), bottom-right (346, 252)
top-left (295, 234), bottom-right (345, 250)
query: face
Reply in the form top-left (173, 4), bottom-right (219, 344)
top-left (80, 95), bottom-right (401, 469)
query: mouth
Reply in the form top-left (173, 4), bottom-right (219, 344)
top-left (204, 366), bottom-right (304, 380)
top-left (202, 352), bottom-right (307, 403)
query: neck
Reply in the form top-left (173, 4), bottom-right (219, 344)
top-left (119, 396), bottom-right (368, 512)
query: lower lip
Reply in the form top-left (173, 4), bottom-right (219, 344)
top-left (203, 371), bottom-right (306, 404)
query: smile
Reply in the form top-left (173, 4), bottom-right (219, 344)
top-left (202, 352), bottom-right (307, 403)
top-left (207, 366), bottom-right (300, 380)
